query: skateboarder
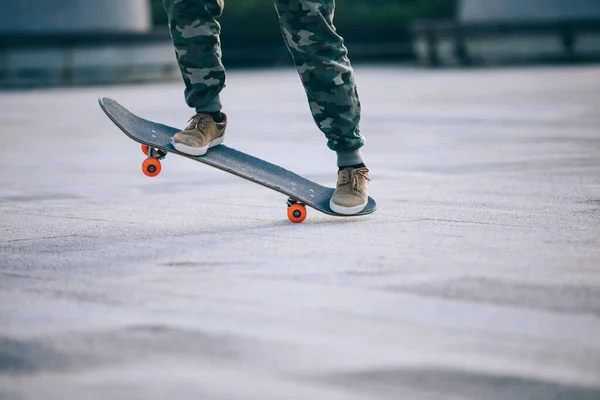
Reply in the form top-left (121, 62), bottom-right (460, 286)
top-left (162, 0), bottom-right (370, 215)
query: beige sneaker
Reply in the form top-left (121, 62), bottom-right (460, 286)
top-left (330, 167), bottom-right (370, 215)
top-left (172, 113), bottom-right (227, 156)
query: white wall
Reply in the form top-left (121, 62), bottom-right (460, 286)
top-left (0, 0), bottom-right (151, 33)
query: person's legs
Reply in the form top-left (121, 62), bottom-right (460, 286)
top-left (272, 0), bottom-right (365, 168)
top-left (162, 0), bottom-right (227, 156)
top-left (273, 0), bottom-right (369, 214)
top-left (162, 0), bottom-right (225, 113)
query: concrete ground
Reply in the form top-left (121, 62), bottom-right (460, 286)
top-left (1, 65), bottom-right (599, 399)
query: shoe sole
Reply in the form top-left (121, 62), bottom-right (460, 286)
top-left (329, 199), bottom-right (368, 215)
top-left (172, 136), bottom-right (224, 156)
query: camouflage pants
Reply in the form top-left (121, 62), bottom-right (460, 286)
top-left (162, 0), bottom-right (364, 152)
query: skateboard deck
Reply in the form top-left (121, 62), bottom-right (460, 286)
top-left (99, 97), bottom-right (377, 222)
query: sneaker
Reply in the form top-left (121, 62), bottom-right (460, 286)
top-left (172, 113), bottom-right (227, 156)
top-left (330, 167), bottom-right (370, 215)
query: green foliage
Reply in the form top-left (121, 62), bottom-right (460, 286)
top-left (150, 0), bottom-right (457, 45)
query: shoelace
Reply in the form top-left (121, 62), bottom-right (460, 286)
top-left (338, 168), bottom-right (370, 192)
top-left (186, 114), bottom-right (211, 131)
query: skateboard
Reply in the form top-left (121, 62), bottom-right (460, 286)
top-left (98, 97), bottom-right (377, 223)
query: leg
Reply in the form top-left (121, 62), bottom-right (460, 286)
top-left (162, 0), bottom-right (225, 112)
top-left (273, 0), bottom-right (364, 167)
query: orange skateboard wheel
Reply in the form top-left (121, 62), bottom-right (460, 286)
top-left (141, 144), bottom-right (149, 155)
top-left (142, 158), bottom-right (161, 177)
top-left (288, 203), bottom-right (307, 223)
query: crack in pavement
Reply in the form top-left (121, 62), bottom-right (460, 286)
top-left (0, 235), bottom-right (97, 244)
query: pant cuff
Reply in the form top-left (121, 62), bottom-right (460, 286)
top-left (195, 95), bottom-right (222, 113)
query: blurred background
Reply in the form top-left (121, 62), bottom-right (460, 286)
top-left (1, 0), bottom-right (599, 88)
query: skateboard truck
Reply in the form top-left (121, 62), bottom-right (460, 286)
top-left (142, 145), bottom-right (167, 160)
top-left (141, 145), bottom-right (167, 177)
top-left (286, 197), bottom-right (307, 223)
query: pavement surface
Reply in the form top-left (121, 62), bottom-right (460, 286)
top-left (1, 65), bottom-right (600, 400)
